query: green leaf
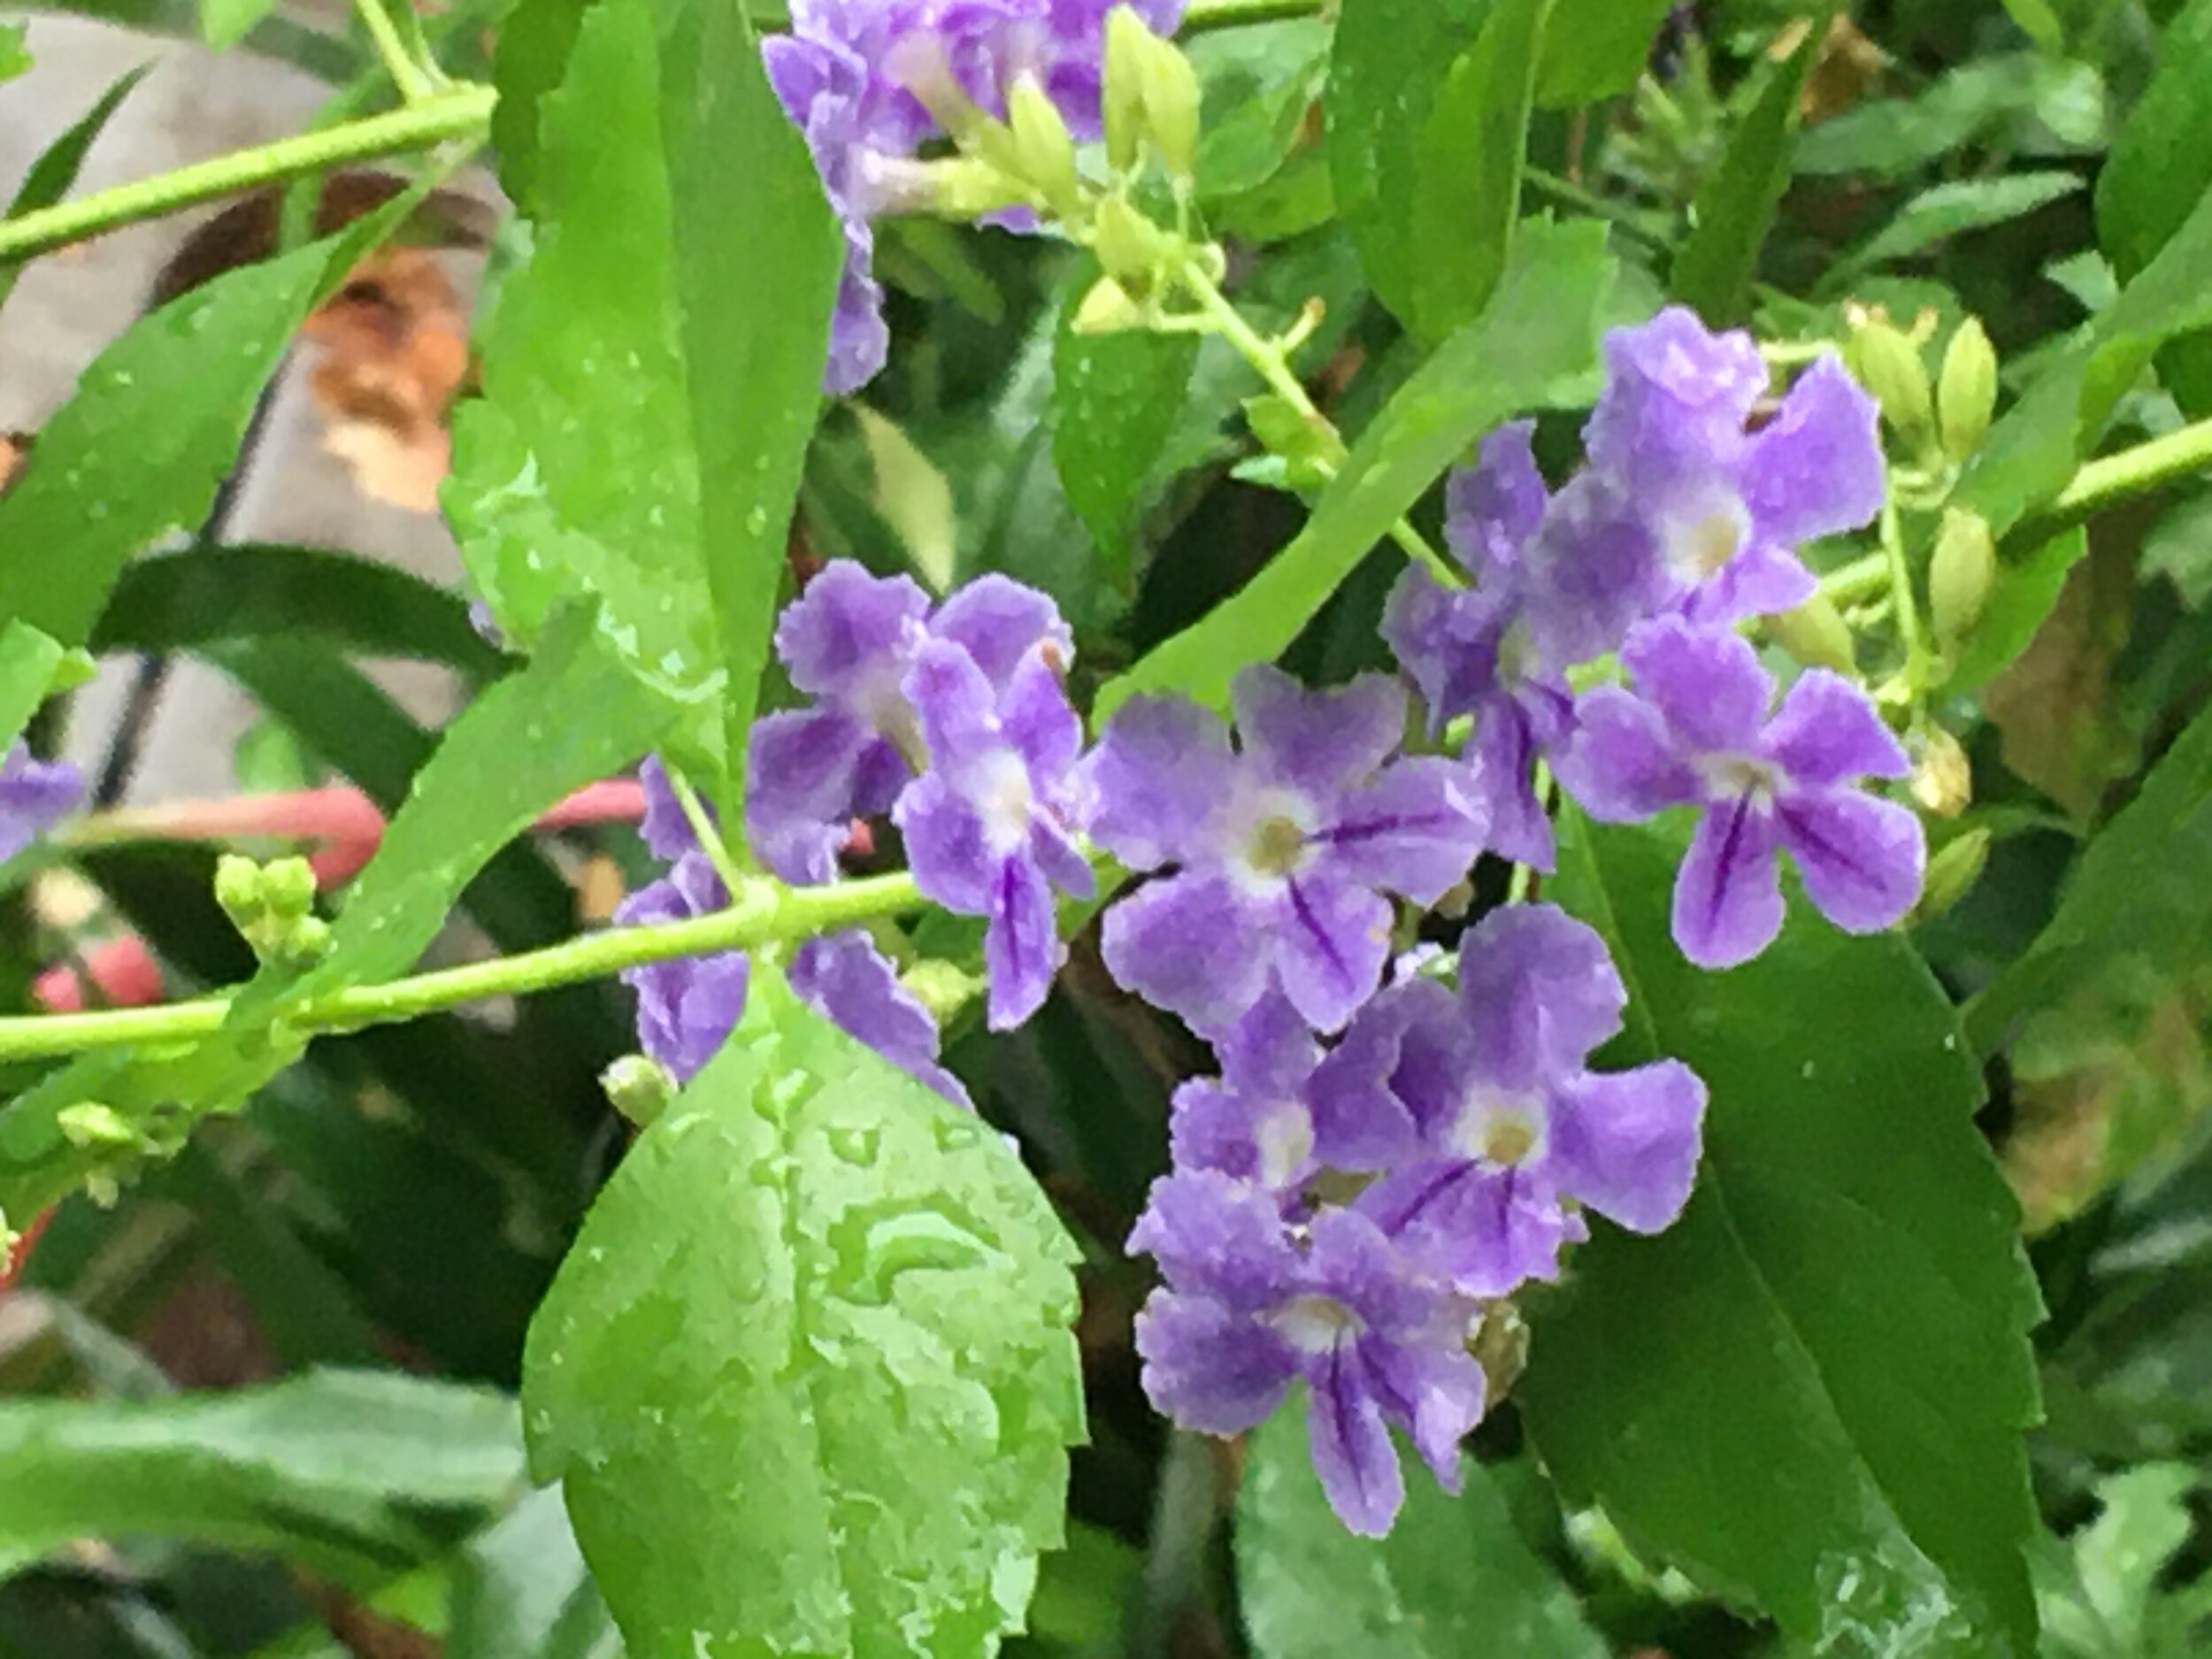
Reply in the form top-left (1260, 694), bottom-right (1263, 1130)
top-left (0, 211), bottom-right (407, 650)
top-left (522, 976), bottom-right (1084, 1659)
top-left (1794, 54), bottom-right (2099, 178)
top-left (1409, 0), bottom-right (1554, 340)
top-left (0, 20), bottom-right (27, 80)
top-left (0, 1371), bottom-right (522, 1585)
top-left (1533, 0), bottom-right (1672, 108)
top-left (1967, 698), bottom-right (2212, 1055)
top-left (2000, 0), bottom-right (2067, 52)
top-left (243, 604), bottom-right (683, 1016)
top-left (450, 0), bottom-right (839, 811)
top-left (488, 0), bottom-right (592, 216)
top-left (0, 619), bottom-right (68, 753)
top-left (1961, 185), bottom-right (2212, 538)
top-left (1832, 172), bottom-right (2085, 288)
top-left (1946, 526), bottom-right (2087, 697)
top-left (449, 1485), bottom-right (615, 1659)
top-left (1238, 1409), bottom-right (1607, 1659)
top-left (1671, 20), bottom-right (1824, 326)
top-left (0, 64), bottom-right (151, 314)
top-left (198, 0), bottom-right (276, 47)
top-left (856, 403), bottom-right (961, 593)
top-left (1052, 272), bottom-right (1198, 588)
top-left (91, 544), bottom-right (504, 678)
top-left (1325, 0), bottom-right (1493, 335)
top-left (1096, 219), bottom-right (1613, 721)
top-left (2095, 0), bottom-right (2212, 415)
top-left (1521, 812), bottom-right (2043, 1655)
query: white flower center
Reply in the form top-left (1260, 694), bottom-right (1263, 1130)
top-left (1228, 785), bottom-right (1319, 892)
top-left (1255, 1101), bottom-right (1317, 1190)
top-left (1696, 752), bottom-right (1780, 803)
top-left (1271, 1293), bottom-right (1364, 1353)
top-left (1659, 486), bottom-right (1753, 584)
top-left (973, 748), bottom-right (1034, 854)
top-left (1452, 1087), bottom-right (1549, 1168)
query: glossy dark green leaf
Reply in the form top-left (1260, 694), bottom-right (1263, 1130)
top-left (0, 621), bottom-right (67, 753)
top-left (1325, 0), bottom-right (1493, 334)
top-left (0, 64), bottom-right (151, 313)
top-left (92, 544), bottom-right (504, 678)
top-left (489, 0), bottom-right (592, 215)
top-left (1533, 0), bottom-right (1671, 108)
top-left (0, 1371), bottom-right (522, 1585)
top-left (2095, 0), bottom-right (2212, 415)
top-left (0, 211), bottom-right (407, 650)
top-left (1238, 1409), bottom-right (1606, 1659)
top-left (449, 0), bottom-right (838, 810)
top-left (1832, 172), bottom-right (2084, 288)
top-left (1521, 812), bottom-right (2043, 1656)
top-left (1967, 698), bottom-right (2212, 1056)
top-left (1410, 0), bottom-right (1553, 340)
top-left (1052, 269), bottom-right (1198, 588)
top-left (523, 977), bottom-right (1084, 1659)
top-left (1794, 54), bottom-right (2098, 178)
top-left (1097, 219), bottom-right (1613, 720)
top-left (1671, 21), bottom-right (1823, 325)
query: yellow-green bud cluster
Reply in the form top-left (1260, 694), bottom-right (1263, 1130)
top-left (216, 853), bottom-right (332, 965)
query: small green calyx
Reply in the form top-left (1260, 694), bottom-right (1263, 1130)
top-left (1937, 317), bottom-right (1998, 465)
top-left (602, 1054), bottom-right (676, 1130)
top-left (1767, 594), bottom-right (1858, 675)
top-left (1916, 826), bottom-right (1991, 921)
top-left (1928, 506), bottom-right (1997, 646)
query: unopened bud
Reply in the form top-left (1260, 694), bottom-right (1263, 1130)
top-left (1847, 315), bottom-right (1934, 446)
top-left (900, 959), bottom-right (986, 1025)
top-left (58, 1102), bottom-right (136, 1151)
top-left (1938, 318), bottom-right (1997, 465)
top-left (1916, 827), bottom-right (1990, 921)
top-left (1928, 507), bottom-right (1997, 644)
top-left (259, 856), bottom-right (318, 918)
top-left (1911, 725), bottom-right (1973, 818)
top-left (1091, 193), bottom-right (1165, 285)
top-left (1140, 31), bottom-right (1202, 180)
top-left (1006, 75), bottom-right (1080, 220)
top-left (602, 1054), bottom-right (676, 1129)
top-left (1072, 273), bottom-right (1147, 334)
top-left (1766, 595), bottom-right (1856, 674)
top-left (920, 155), bottom-right (1036, 219)
top-left (1102, 5), bottom-right (1150, 174)
top-left (214, 854), bottom-right (265, 927)
top-left (281, 915), bottom-right (333, 962)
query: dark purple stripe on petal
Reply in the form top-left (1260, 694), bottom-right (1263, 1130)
top-left (1286, 878), bottom-right (1356, 995)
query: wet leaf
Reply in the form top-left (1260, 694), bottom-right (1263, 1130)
top-left (523, 974), bottom-right (1084, 1659)
top-left (0, 63), bottom-right (151, 314)
top-left (1522, 811), bottom-right (2043, 1657)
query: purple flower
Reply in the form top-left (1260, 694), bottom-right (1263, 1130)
top-left (745, 564), bottom-right (1071, 887)
top-left (765, 0), bottom-right (1187, 392)
top-left (1525, 307), bottom-right (1884, 664)
top-left (1556, 617), bottom-right (1924, 969)
top-left (1169, 992), bottom-right (1325, 1194)
top-left (893, 635), bottom-right (1092, 1031)
top-left (1086, 668), bottom-right (1487, 1034)
top-left (790, 928), bottom-right (971, 1105)
top-left (1383, 423), bottom-right (1575, 868)
top-left (1130, 1169), bottom-right (1487, 1537)
top-left (0, 743), bottom-right (82, 866)
top-left (1314, 904), bottom-right (1708, 1296)
top-left (618, 851), bottom-right (751, 1083)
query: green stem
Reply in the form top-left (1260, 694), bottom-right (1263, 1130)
top-left (1169, 254), bottom-right (1464, 588)
top-left (1879, 495), bottom-right (1933, 696)
top-left (352, 0), bottom-right (437, 104)
top-left (2018, 414), bottom-right (2212, 542)
top-left (0, 870), bottom-right (924, 1064)
top-left (1179, 0), bottom-right (1327, 30)
top-left (1818, 550), bottom-right (1889, 607)
top-left (0, 86), bottom-right (494, 265)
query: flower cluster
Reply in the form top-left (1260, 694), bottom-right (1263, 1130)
top-left (764, 0), bottom-right (1184, 392)
top-left (0, 744), bottom-right (82, 868)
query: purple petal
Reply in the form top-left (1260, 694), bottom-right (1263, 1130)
top-left (1272, 874), bottom-right (1393, 1034)
top-left (1584, 306), bottom-right (1766, 493)
top-left (999, 647), bottom-right (1084, 780)
top-left (1776, 787), bottom-right (1925, 935)
top-left (1742, 355), bottom-right (1886, 549)
top-left (1134, 1291), bottom-right (1296, 1434)
top-left (1523, 473), bottom-right (1667, 666)
top-left (1381, 569), bottom-right (1500, 731)
top-left (1233, 665), bottom-right (1405, 803)
top-left (638, 755), bottom-right (701, 859)
top-left (1311, 979), bottom-right (1456, 1163)
top-left (1128, 1169), bottom-right (1301, 1309)
top-left (1211, 988), bottom-right (1323, 1100)
top-left (1443, 420), bottom-right (1548, 579)
top-left (1317, 757), bottom-right (1486, 906)
top-left (1169, 1079), bottom-right (1268, 1184)
top-left (930, 572), bottom-right (1073, 687)
top-left (894, 772), bottom-right (995, 913)
top-left (0, 746), bottom-right (83, 865)
top-left (983, 849), bottom-right (1063, 1029)
top-left (1304, 1204), bottom-right (1439, 1334)
top-left (1673, 795), bottom-right (1785, 969)
top-left (1621, 617), bottom-right (1773, 756)
top-left (789, 929), bottom-right (969, 1106)
top-left (825, 222), bottom-right (892, 396)
top-left (1546, 1060), bottom-right (1707, 1233)
top-left (1079, 695), bottom-right (1236, 871)
top-left (1555, 687), bottom-right (1701, 822)
top-left (1101, 870), bottom-right (1272, 1031)
top-left (1029, 811), bottom-right (1096, 900)
top-left (774, 559), bottom-right (930, 703)
top-left (904, 635), bottom-right (1000, 769)
top-left (1681, 537), bottom-right (1816, 626)
top-left (1456, 902), bottom-right (1625, 1087)
top-left (1358, 1163), bottom-right (1575, 1298)
top-left (1473, 706), bottom-right (1555, 870)
top-left (1306, 1345), bottom-right (1405, 1538)
top-left (747, 709), bottom-right (882, 885)
top-left (1763, 671), bottom-right (1909, 786)
top-left (1364, 1333), bottom-right (1486, 1493)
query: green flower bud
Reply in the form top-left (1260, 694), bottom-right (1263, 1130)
top-left (213, 853), bottom-right (265, 928)
top-left (259, 856), bottom-right (318, 918)
top-left (1102, 5), bottom-right (1150, 175)
top-left (1916, 826), bottom-right (1990, 922)
top-left (1928, 506), bottom-right (1998, 645)
top-left (602, 1054), bottom-right (676, 1129)
top-left (1006, 75), bottom-right (1081, 221)
top-left (1071, 273), bottom-right (1148, 334)
top-left (1765, 594), bottom-right (1857, 674)
top-left (1938, 317), bottom-right (1997, 465)
top-left (1847, 314), bottom-right (1934, 446)
top-left (1910, 724), bottom-right (1973, 818)
top-left (1138, 31), bottom-right (1202, 181)
top-left (282, 914), bottom-right (333, 963)
top-left (1091, 193), bottom-right (1166, 285)
top-left (924, 156), bottom-right (1036, 219)
top-left (899, 959), bottom-right (985, 1025)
